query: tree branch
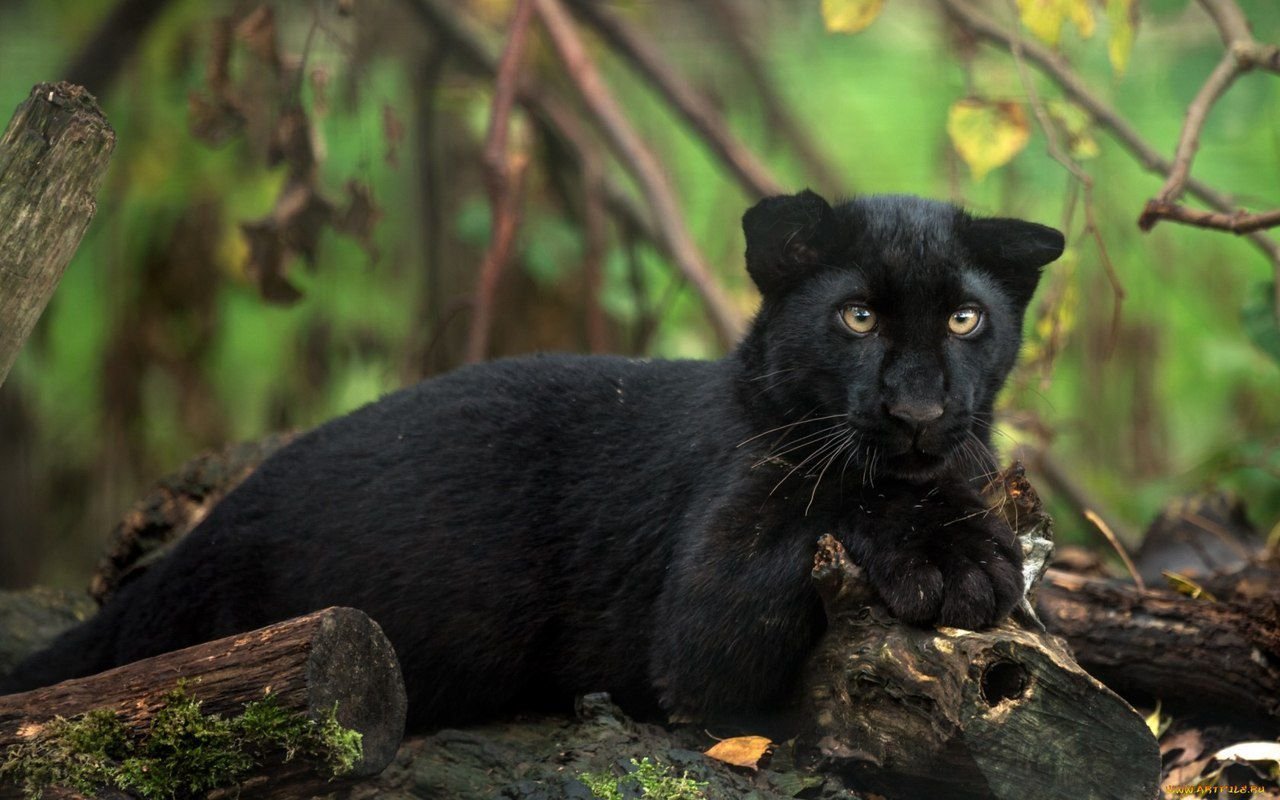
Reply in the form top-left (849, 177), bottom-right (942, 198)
top-left (534, 0), bottom-right (745, 346)
top-left (465, 0), bottom-right (535, 364)
top-left (1003, 5), bottom-right (1125, 351)
top-left (1153, 52), bottom-right (1241, 206)
top-left (564, 0), bottom-right (784, 199)
top-left (936, 0), bottom-right (1280, 304)
top-left (405, 0), bottom-right (707, 348)
top-left (1138, 201), bottom-right (1280, 235)
top-left (699, 0), bottom-right (844, 197)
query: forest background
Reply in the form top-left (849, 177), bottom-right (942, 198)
top-left (0, 0), bottom-right (1277, 589)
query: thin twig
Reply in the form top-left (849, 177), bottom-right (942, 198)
top-left (699, 0), bottom-right (843, 196)
top-left (935, 0), bottom-right (1280, 278)
top-left (465, 0), bottom-right (535, 363)
top-left (404, 0), bottom-right (678, 302)
top-left (534, 0), bottom-right (744, 346)
top-left (1083, 509), bottom-right (1146, 592)
top-left (1014, 444), bottom-right (1138, 545)
top-left (1135, 0), bottom-right (1280, 238)
top-left (1153, 52), bottom-right (1241, 206)
top-left (1004, 4), bottom-right (1124, 353)
top-left (565, 0), bottom-right (785, 199)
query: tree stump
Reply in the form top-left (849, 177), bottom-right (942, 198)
top-left (0, 82), bottom-right (116, 386)
top-left (796, 468), bottom-right (1161, 800)
top-left (0, 607), bottom-right (406, 799)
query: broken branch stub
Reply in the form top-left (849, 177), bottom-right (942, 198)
top-left (0, 82), bottom-right (116, 386)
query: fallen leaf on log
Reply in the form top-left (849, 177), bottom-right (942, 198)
top-left (704, 735), bottom-right (772, 770)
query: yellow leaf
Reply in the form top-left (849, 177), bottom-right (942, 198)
top-left (705, 735), bottom-right (773, 770)
top-left (1016, 0), bottom-right (1095, 47)
top-left (1106, 0), bottom-right (1138, 74)
top-left (821, 0), bottom-right (887, 34)
top-left (1162, 570), bottom-right (1216, 602)
top-left (1068, 0), bottom-right (1095, 38)
top-left (1046, 100), bottom-right (1100, 160)
top-left (947, 99), bottom-right (1030, 181)
top-left (1144, 699), bottom-right (1171, 738)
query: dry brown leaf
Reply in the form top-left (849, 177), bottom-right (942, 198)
top-left (235, 6), bottom-right (282, 71)
top-left (704, 735), bottom-right (773, 770)
top-left (1160, 728), bottom-right (1207, 767)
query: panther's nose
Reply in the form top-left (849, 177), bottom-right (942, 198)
top-left (887, 401), bottom-right (944, 427)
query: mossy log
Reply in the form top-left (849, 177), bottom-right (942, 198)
top-left (795, 470), bottom-right (1161, 800)
top-left (0, 607), bottom-right (407, 799)
top-left (0, 82), bottom-right (115, 387)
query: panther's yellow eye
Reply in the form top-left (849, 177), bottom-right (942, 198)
top-left (840, 304), bottom-right (877, 335)
top-left (948, 307), bottom-right (982, 336)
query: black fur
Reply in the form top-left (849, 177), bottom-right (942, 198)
top-left (2, 192), bottom-right (1063, 730)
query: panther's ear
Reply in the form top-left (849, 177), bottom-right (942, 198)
top-left (961, 217), bottom-right (1065, 306)
top-left (742, 189), bottom-right (842, 296)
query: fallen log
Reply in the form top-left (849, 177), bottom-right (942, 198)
top-left (0, 82), bottom-right (116, 387)
top-left (1037, 568), bottom-right (1280, 724)
top-left (0, 607), bottom-right (406, 799)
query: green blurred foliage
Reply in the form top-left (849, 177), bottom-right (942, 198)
top-left (0, 0), bottom-right (1277, 587)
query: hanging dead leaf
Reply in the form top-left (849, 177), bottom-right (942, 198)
top-left (336, 180), bottom-right (383, 259)
top-left (241, 219), bottom-right (303, 304)
top-left (705, 735), bottom-right (773, 770)
top-left (947, 99), bottom-right (1030, 181)
top-left (188, 17), bottom-right (243, 145)
top-left (235, 6), bottom-right (282, 73)
top-left (269, 106), bottom-right (317, 177)
top-left (1161, 729), bottom-right (1207, 766)
top-left (1106, 0), bottom-right (1138, 75)
top-left (1016, 0), bottom-right (1094, 47)
top-left (820, 0), bottom-right (887, 34)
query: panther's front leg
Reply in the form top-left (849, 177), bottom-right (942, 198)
top-left (842, 478), bottom-right (1023, 630)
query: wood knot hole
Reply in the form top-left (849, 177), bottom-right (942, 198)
top-left (980, 660), bottom-right (1028, 706)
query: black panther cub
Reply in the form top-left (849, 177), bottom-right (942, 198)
top-left (3, 191), bottom-right (1063, 729)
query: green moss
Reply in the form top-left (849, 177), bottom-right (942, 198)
top-left (0, 684), bottom-right (363, 799)
top-left (580, 757), bottom-right (707, 800)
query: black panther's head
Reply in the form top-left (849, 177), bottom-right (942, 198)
top-left (738, 190), bottom-right (1063, 484)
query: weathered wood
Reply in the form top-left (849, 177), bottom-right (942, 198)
top-left (0, 607), bottom-right (407, 798)
top-left (799, 536), bottom-right (1160, 800)
top-left (795, 468), bottom-right (1161, 800)
top-left (1037, 568), bottom-right (1280, 723)
top-left (0, 82), bottom-right (115, 387)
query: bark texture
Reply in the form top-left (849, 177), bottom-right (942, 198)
top-left (0, 82), bottom-right (116, 386)
top-left (0, 607), bottom-right (407, 798)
